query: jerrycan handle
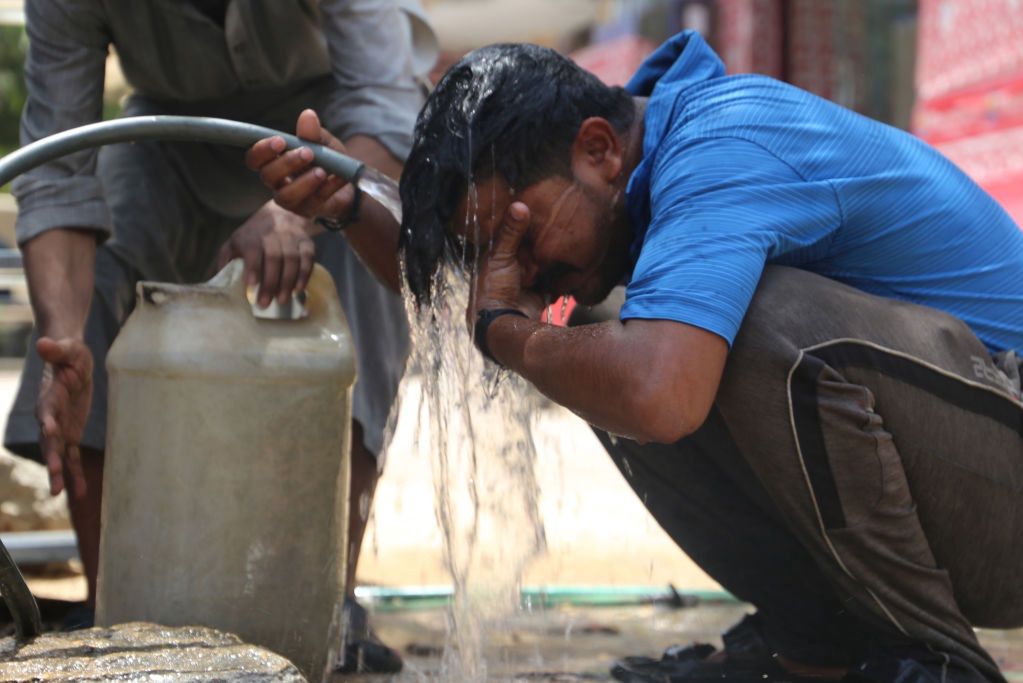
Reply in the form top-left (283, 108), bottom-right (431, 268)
top-left (210, 259), bottom-right (345, 333)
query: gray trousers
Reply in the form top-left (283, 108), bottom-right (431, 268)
top-left (586, 267), bottom-right (1023, 682)
top-left (6, 81), bottom-right (409, 461)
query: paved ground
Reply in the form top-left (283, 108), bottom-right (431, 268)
top-left (347, 601), bottom-right (1023, 683)
top-left (5, 363), bottom-right (1023, 682)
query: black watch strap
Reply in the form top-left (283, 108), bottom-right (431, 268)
top-left (473, 307), bottom-right (528, 364)
top-left (314, 170), bottom-right (363, 233)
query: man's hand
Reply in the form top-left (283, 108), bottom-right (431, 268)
top-left (217, 202), bottom-right (316, 308)
top-left (246, 109), bottom-right (406, 291)
top-left (469, 201), bottom-right (544, 328)
top-left (246, 109), bottom-right (358, 223)
top-left (36, 337), bottom-right (92, 498)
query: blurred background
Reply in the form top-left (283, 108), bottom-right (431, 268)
top-left (0, 0), bottom-right (1020, 612)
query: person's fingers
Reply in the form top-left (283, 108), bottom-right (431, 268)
top-left (258, 232), bottom-right (284, 308)
top-left (238, 237), bottom-right (265, 288)
top-left (274, 167), bottom-right (329, 212)
top-left (37, 339), bottom-right (92, 382)
top-left (492, 201), bottom-right (531, 260)
top-left (39, 414), bottom-right (64, 496)
top-left (310, 175), bottom-right (350, 208)
top-left (245, 136), bottom-right (287, 171)
top-left (296, 109), bottom-right (322, 143)
top-left (296, 109), bottom-right (347, 153)
top-left (36, 337), bottom-right (70, 365)
top-left (277, 236), bottom-right (303, 305)
top-left (216, 240), bottom-right (234, 271)
top-left (63, 444), bottom-right (87, 501)
top-left (295, 238), bottom-right (316, 293)
top-left (258, 147), bottom-right (316, 191)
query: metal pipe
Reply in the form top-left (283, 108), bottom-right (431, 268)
top-left (354, 585), bottom-right (738, 612)
top-left (0, 115), bottom-right (364, 189)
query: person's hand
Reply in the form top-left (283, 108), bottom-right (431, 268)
top-left (217, 203), bottom-right (316, 308)
top-left (469, 201), bottom-right (544, 328)
top-left (246, 109), bottom-right (359, 223)
top-left (35, 337), bottom-right (92, 498)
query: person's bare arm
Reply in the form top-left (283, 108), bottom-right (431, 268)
top-left (22, 229), bottom-right (95, 340)
top-left (21, 229), bottom-right (96, 497)
top-left (337, 133), bottom-right (404, 289)
top-left (488, 316), bottom-right (726, 443)
top-left (13, 0), bottom-right (112, 497)
top-left (476, 202), bottom-right (728, 443)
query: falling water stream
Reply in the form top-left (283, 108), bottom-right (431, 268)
top-left (358, 167), bottom-right (404, 225)
top-left (362, 170), bottom-right (548, 681)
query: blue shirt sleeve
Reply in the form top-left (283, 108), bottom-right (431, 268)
top-left (622, 136), bottom-right (841, 344)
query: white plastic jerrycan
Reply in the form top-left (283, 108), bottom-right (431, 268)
top-left (97, 260), bottom-right (355, 682)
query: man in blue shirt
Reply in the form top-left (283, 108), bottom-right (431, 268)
top-left (248, 31), bottom-right (1023, 683)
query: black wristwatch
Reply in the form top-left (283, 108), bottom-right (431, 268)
top-left (473, 308), bottom-right (528, 364)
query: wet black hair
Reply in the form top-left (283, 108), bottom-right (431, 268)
top-left (398, 43), bottom-right (635, 306)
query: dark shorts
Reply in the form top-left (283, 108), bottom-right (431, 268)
top-left (584, 268), bottom-right (1023, 682)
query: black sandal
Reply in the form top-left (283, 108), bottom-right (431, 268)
top-left (611, 615), bottom-right (834, 683)
top-left (335, 597), bottom-right (404, 674)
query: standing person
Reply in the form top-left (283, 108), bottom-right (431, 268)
top-left (249, 32), bottom-right (1023, 683)
top-left (6, 0), bottom-right (435, 673)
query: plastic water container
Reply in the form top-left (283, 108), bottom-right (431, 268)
top-left (97, 260), bottom-right (355, 681)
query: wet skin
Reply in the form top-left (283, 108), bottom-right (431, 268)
top-left (247, 107), bottom-right (728, 446)
top-left (444, 112), bottom-right (728, 445)
top-left (454, 173), bottom-right (632, 313)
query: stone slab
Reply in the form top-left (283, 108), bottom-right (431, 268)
top-left (0, 622), bottom-right (306, 682)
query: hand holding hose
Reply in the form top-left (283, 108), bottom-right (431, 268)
top-left (246, 109), bottom-right (360, 224)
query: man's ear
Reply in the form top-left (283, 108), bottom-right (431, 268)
top-left (571, 117), bottom-right (624, 184)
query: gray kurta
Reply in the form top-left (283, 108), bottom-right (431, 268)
top-left (5, 0), bottom-right (435, 458)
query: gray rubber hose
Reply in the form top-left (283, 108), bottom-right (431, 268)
top-left (0, 115), bottom-right (365, 188)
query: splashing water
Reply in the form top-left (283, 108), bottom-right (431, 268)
top-left (393, 266), bottom-right (547, 681)
top-left (358, 167), bottom-right (403, 223)
top-left (383, 199), bottom-right (548, 680)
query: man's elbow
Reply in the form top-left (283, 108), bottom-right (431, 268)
top-left (630, 386), bottom-right (711, 445)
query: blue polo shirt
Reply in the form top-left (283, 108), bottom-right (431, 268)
top-left (621, 31), bottom-right (1023, 354)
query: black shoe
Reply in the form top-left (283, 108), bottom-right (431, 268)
top-left (848, 641), bottom-right (992, 683)
top-left (335, 597), bottom-right (403, 674)
top-left (61, 603), bottom-right (95, 631)
top-left (610, 615), bottom-right (831, 683)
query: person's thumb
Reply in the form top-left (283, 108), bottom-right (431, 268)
top-left (494, 201), bottom-right (530, 259)
top-left (296, 109), bottom-right (321, 143)
top-left (37, 337), bottom-right (74, 365)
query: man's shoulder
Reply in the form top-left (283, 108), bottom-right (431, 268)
top-left (666, 75), bottom-right (844, 140)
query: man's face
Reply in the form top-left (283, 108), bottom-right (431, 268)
top-left (452, 173), bottom-right (628, 306)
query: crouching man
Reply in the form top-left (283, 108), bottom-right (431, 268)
top-left (248, 31), bottom-right (1023, 683)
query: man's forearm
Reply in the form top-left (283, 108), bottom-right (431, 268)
top-left (338, 135), bottom-right (403, 292)
top-left (22, 229), bottom-right (96, 339)
top-left (487, 316), bottom-right (672, 442)
top-left (487, 315), bottom-right (728, 444)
